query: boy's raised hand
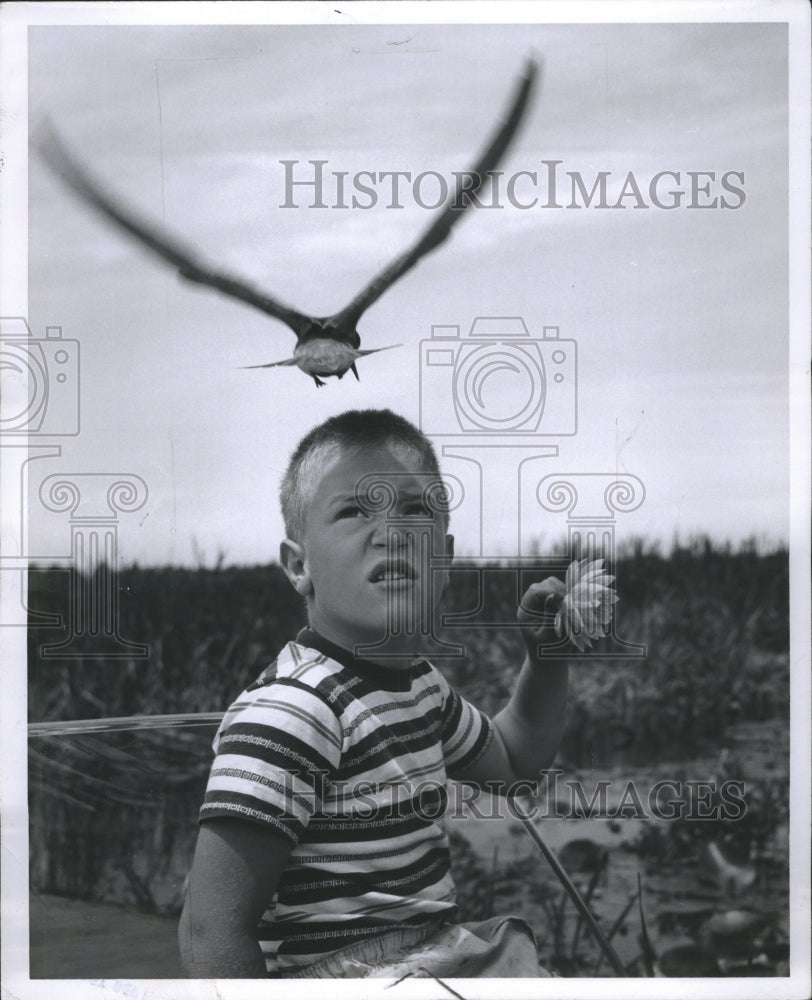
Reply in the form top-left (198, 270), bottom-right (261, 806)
top-left (517, 576), bottom-right (567, 658)
top-left (520, 559), bottom-right (620, 655)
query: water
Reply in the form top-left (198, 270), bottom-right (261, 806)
top-left (28, 717), bottom-right (789, 978)
top-left (442, 721), bottom-right (790, 976)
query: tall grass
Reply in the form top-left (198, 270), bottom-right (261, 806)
top-left (27, 538), bottom-right (789, 757)
top-left (437, 538), bottom-right (789, 763)
top-left (28, 564), bottom-right (307, 721)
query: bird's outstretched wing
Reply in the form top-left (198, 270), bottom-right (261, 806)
top-left (240, 358), bottom-right (300, 369)
top-left (331, 57), bottom-right (540, 334)
top-left (33, 124), bottom-right (313, 340)
top-left (35, 55), bottom-right (539, 359)
top-left (240, 342), bottom-right (401, 370)
top-left (355, 344), bottom-right (402, 357)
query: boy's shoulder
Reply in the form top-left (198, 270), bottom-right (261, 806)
top-left (238, 633), bottom-right (364, 713)
top-left (247, 634), bottom-right (345, 691)
top-left (213, 634), bottom-right (350, 755)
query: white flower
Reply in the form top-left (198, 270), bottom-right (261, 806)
top-left (555, 558), bottom-right (619, 651)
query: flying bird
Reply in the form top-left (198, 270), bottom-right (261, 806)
top-left (35, 59), bottom-right (539, 387)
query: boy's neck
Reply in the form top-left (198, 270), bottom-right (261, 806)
top-left (299, 626), bottom-right (426, 674)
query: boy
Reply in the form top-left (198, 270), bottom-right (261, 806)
top-left (179, 409), bottom-right (568, 978)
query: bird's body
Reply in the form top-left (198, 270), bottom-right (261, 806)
top-left (296, 337), bottom-right (357, 379)
top-left (36, 59), bottom-right (540, 387)
top-left (260, 337), bottom-right (402, 387)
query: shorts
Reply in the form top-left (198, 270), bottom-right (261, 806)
top-left (279, 915), bottom-right (551, 979)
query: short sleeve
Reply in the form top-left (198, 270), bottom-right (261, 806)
top-left (199, 678), bottom-right (343, 844)
top-left (434, 670), bottom-right (494, 778)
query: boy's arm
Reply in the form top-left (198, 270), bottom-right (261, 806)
top-left (179, 817), bottom-right (293, 978)
top-left (452, 578), bottom-right (568, 791)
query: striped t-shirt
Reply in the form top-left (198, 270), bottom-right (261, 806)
top-left (199, 628), bottom-right (493, 974)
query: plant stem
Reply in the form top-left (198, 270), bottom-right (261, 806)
top-left (593, 889), bottom-right (639, 975)
top-left (513, 797), bottom-right (627, 976)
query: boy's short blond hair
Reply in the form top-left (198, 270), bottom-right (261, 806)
top-left (280, 409), bottom-right (447, 541)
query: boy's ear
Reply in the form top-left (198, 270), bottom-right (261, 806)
top-left (435, 533), bottom-right (455, 601)
top-left (280, 538), bottom-right (313, 597)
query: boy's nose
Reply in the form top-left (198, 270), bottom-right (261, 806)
top-left (370, 517), bottom-right (408, 548)
top-left (370, 514), bottom-right (391, 547)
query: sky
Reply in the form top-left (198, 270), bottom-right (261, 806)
top-left (4, 11), bottom-right (799, 567)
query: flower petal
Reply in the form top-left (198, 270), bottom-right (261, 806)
top-left (558, 556), bottom-right (618, 649)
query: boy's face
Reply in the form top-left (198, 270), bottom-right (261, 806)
top-left (281, 442), bottom-right (453, 656)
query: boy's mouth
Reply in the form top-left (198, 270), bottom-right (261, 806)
top-left (368, 558), bottom-right (416, 583)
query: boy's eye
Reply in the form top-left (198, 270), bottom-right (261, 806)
top-left (403, 503), bottom-right (432, 518)
top-left (336, 505), bottom-right (366, 520)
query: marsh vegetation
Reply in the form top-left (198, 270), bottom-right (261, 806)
top-left (27, 537), bottom-right (790, 976)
